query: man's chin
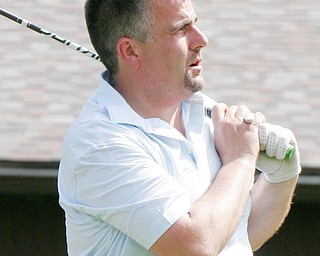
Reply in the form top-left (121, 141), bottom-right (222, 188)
top-left (185, 74), bottom-right (205, 93)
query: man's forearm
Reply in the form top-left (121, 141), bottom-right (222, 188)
top-left (248, 174), bottom-right (298, 251)
top-left (151, 158), bottom-right (256, 256)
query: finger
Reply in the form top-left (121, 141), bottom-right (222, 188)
top-left (235, 105), bottom-right (250, 121)
top-left (253, 112), bottom-right (265, 125)
top-left (275, 132), bottom-right (291, 160)
top-left (226, 105), bottom-right (240, 116)
top-left (275, 128), bottom-right (296, 160)
top-left (266, 130), bottom-right (278, 158)
top-left (243, 112), bottom-right (255, 124)
top-left (212, 103), bottom-right (228, 123)
top-left (259, 123), bottom-right (270, 151)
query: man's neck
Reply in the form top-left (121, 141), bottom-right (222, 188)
top-left (113, 72), bottom-right (187, 136)
top-left (170, 106), bottom-right (186, 137)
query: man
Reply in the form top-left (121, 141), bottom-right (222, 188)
top-left (58, 0), bottom-right (301, 255)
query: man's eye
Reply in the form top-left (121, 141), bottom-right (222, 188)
top-left (178, 25), bottom-right (188, 33)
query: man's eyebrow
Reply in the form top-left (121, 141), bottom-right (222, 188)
top-left (171, 16), bottom-right (198, 32)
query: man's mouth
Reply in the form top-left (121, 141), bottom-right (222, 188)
top-left (189, 59), bottom-right (202, 67)
top-left (189, 59), bottom-right (203, 76)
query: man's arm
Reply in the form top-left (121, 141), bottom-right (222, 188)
top-left (150, 104), bottom-right (264, 256)
top-left (248, 123), bottom-right (301, 250)
top-left (248, 174), bottom-right (298, 251)
top-left (150, 158), bottom-right (257, 256)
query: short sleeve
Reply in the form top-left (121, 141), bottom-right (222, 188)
top-left (72, 137), bottom-right (191, 249)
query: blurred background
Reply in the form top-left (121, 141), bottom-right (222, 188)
top-left (0, 0), bottom-right (319, 255)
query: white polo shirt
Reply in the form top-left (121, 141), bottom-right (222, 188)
top-left (58, 71), bottom-right (252, 256)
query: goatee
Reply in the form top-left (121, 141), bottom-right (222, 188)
top-left (184, 71), bottom-right (205, 93)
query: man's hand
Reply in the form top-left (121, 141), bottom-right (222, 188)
top-left (212, 104), bottom-right (265, 165)
top-left (257, 123), bottom-right (301, 183)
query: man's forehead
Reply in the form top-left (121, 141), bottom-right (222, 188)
top-left (151, 0), bottom-right (194, 16)
top-left (150, 0), bottom-right (196, 30)
top-left (151, 0), bottom-right (191, 8)
top-left (152, 0), bottom-right (188, 4)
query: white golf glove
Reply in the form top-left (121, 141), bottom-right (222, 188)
top-left (256, 123), bottom-right (301, 183)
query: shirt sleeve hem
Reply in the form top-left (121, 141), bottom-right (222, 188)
top-left (142, 201), bottom-right (191, 249)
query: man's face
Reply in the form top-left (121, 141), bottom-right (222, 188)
top-left (139, 0), bottom-right (208, 101)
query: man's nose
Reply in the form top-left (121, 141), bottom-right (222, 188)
top-left (189, 25), bottom-right (209, 50)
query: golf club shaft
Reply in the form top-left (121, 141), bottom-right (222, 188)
top-left (0, 8), bottom-right (100, 61)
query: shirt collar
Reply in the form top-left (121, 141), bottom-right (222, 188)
top-left (96, 71), bottom-right (152, 129)
top-left (96, 71), bottom-right (212, 139)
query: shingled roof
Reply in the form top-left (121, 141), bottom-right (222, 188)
top-left (1, 0), bottom-right (319, 168)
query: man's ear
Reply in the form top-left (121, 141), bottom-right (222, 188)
top-left (116, 37), bottom-right (141, 69)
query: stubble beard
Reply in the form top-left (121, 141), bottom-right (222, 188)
top-left (184, 70), bottom-right (205, 93)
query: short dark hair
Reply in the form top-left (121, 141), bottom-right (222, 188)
top-left (85, 0), bottom-right (154, 74)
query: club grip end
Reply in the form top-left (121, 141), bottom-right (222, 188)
top-left (286, 145), bottom-right (295, 159)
